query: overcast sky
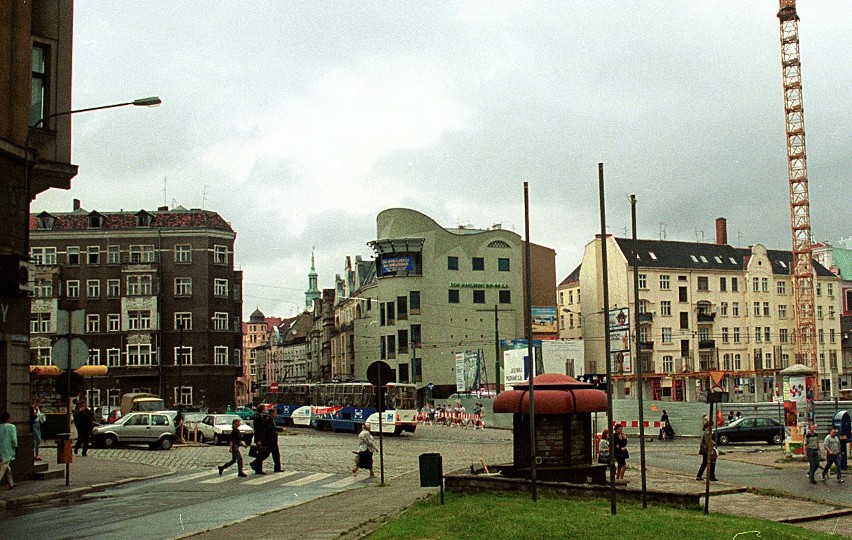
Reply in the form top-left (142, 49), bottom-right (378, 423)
top-left (32, 1), bottom-right (851, 320)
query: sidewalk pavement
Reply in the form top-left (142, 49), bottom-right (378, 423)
top-left (2, 445), bottom-right (851, 539)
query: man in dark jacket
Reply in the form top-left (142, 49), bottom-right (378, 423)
top-left (265, 407), bottom-right (282, 472)
top-left (250, 405), bottom-right (270, 474)
top-left (73, 401), bottom-right (95, 456)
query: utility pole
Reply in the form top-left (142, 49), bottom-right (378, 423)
top-left (477, 305), bottom-right (513, 396)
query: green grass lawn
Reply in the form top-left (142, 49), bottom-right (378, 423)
top-left (367, 492), bottom-right (841, 540)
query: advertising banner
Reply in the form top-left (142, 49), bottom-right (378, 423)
top-left (503, 348), bottom-right (536, 386)
top-left (455, 350), bottom-right (481, 392)
top-left (380, 256), bottom-right (414, 275)
top-left (531, 307), bottom-right (557, 333)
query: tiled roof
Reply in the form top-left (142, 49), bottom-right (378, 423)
top-left (612, 238), bottom-right (834, 277)
top-left (558, 264), bottom-right (582, 287)
top-left (30, 208), bottom-right (234, 232)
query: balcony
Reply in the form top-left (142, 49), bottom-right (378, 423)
top-left (697, 313), bottom-right (716, 323)
top-left (698, 340), bottom-right (716, 349)
top-left (638, 313), bottom-right (654, 323)
top-left (639, 341), bottom-right (654, 351)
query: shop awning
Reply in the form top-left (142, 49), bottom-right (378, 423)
top-left (30, 365), bottom-right (108, 376)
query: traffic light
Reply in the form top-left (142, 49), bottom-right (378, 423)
top-left (0, 254), bottom-right (33, 296)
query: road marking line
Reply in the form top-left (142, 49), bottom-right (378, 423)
top-left (200, 473), bottom-right (243, 484)
top-left (244, 471), bottom-right (299, 485)
top-left (283, 472), bottom-right (334, 486)
top-left (159, 470), bottom-right (219, 484)
top-left (322, 475), bottom-right (363, 488)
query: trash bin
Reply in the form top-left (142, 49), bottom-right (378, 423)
top-left (419, 453), bottom-right (442, 487)
top-left (57, 432), bottom-right (73, 464)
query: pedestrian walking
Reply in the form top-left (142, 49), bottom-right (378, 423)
top-left (73, 401), bottom-right (95, 456)
top-left (821, 428), bottom-right (844, 482)
top-left (250, 405), bottom-right (270, 474)
top-left (31, 399), bottom-right (45, 461)
top-left (805, 424), bottom-right (822, 484)
top-left (217, 418), bottom-right (248, 477)
top-left (696, 422), bottom-right (718, 481)
top-left (351, 423), bottom-right (378, 478)
top-left (613, 424), bottom-right (629, 480)
top-left (598, 428), bottom-right (611, 464)
top-left (0, 411), bottom-right (18, 490)
top-left (265, 407), bottom-right (283, 472)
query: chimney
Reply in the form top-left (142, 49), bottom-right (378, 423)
top-left (715, 217), bottom-right (727, 245)
top-left (73, 199), bottom-right (81, 211)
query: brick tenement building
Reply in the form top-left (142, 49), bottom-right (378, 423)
top-left (28, 204), bottom-right (243, 413)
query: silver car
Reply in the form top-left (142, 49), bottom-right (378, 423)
top-left (92, 411), bottom-right (176, 450)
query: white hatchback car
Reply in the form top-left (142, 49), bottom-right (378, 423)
top-left (197, 414), bottom-right (254, 445)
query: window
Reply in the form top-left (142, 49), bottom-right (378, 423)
top-left (659, 275), bottom-right (670, 290)
top-left (719, 277), bottom-right (727, 291)
top-left (174, 346), bottom-right (193, 366)
top-left (174, 244), bottom-right (191, 263)
top-left (734, 354), bottom-right (741, 370)
top-left (84, 314), bottom-right (99, 333)
top-left (639, 300), bottom-right (649, 314)
top-left (175, 278), bottom-right (192, 297)
top-left (729, 277), bottom-right (738, 292)
top-left (448, 289), bottom-right (460, 303)
top-left (87, 279), bottom-right (100, 298)
top-left (35, 279), bottom-right (53, 298)
top-left (828, 283), bottom-right (834, 297)
top-left (473, 290), bottom-right (485, 304)
top-left (174, 387), bottom-right (193, 407)
top-left (212, 312), bottom-right (229, 330)
top-left (499, 290), bottom-right (511, 304)
top-left (67, 247), bottom-right (80, 265)
top-left (66, 280), bottom-right (80, 298)
top-left (30, 312), bottom-right (51, 334)
top-left (214, 245), bottom-right (228, 264)
top-left (753, 302), bottom-right (761, 317)
top-left (129, 245), bottom-right (155, 263)
top-left (31, 43), bottom-right (51, 125)
top-left (779, 328), bottom-right (789, 343)
top-left (127, 344), bottom-right (153, 366)
top-left (107, 314), bottom-right (120, 332)
top-left (755, 327), bottom-right (762, 342)
top-left (397, 329), bottom-right (409, 354)
top-left (175, 312), bottom-right (193, 330)
top-left (777, 281), bottom-right (786, 295)
top-left (107, 349), bottom-right (121, 367)
top-left (385, 301), bottom-right (395, 325)
top-left (447, 256), bottom-right (459, 271)
top-left (697, 277), bottom-right (709, 291)
top-left (763, 302), bottom-right (770, 317)
top-left (214, 278), bottom-right (228, 297)
top-left (659, 355), bottom-right (673, 373)
top-left (30, 247), bottom-right (57, 265)
top-left (817, 305), bottom-right (823, 319)
top-left (638, 274), bottom-right (647, 289)
top-left (722, 327), bottom-right (729, 343)
top-left (661, 327), bottom-right (672, 343)
top-left (719, 302), bottom-right (728, 316)
top-left (472, 257), bottom-right (485, 271)
top-left (410, 324), bottom-right (421, 347)
top-left (107, 245), bottom-right (120, 264)
top-left (816, 283), bottom-right (822, 296)
top-left (761, 277), bottom-right (769, 292)
top-left (397, 296), bottom-right (408, 320)
top-left (86, 246), bottom-right (100, 265)
top-left (733, 328), bottom-right (741, 343)
top-left (410, 291), bottom-right (421, 314)
top-left (107, 279), bottom-right (120, 298)
top-left (498, 258), bottom-right (510, 272)
top-left (660, 301), bottom-right (671, 316)
top-left (830, 329), bottom-right (836, 344)
top-left (88, 348), bottom-right (102, 366)
top-left (818, 329), bottom-right (824, 345)
top-left (214, 346), bottom-right (228, 365)
top-left (829, 305), bottom-right (836, 319)
top-left (127, 310), bottom-right (151, 330)
top-left (679, 312), bottom-right (689, 329)
top-left (678, 287), bottom-right (688, 302)
top-left (723, 354), bottom-right (731, 371)
top-left (752, 277), bottom-right (760, 292)
top-left (732, 302), bottom-right (740, 317)
top-left (127, 275), bottom-right (152, 295)
top-left (764, 327), bottom-right (771, 342)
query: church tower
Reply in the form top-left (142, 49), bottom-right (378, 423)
top-left (305, 248), bottom-right (321, 309)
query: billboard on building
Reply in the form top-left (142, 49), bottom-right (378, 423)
top-left (455, 350), bottom-right (481, 392)
top-left (540, 340), bottom-right (584, 377)
top-left (380, 256), bottom-right (414, 275)
top-left (503, 347), bottom-right (537, 386)
top-left (531, 307), bottom-right (557, 333)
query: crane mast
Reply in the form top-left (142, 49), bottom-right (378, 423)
top-left (777, 0), bottom-right (819, 392)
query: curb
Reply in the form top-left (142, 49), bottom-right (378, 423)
top-left (0, 470), bottom-right (175, 512)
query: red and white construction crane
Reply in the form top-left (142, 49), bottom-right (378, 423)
top-left (777, 0), bottom-right (819, 392)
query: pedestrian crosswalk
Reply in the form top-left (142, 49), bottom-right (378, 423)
top-left (157, 468), bottom-right (367, 491)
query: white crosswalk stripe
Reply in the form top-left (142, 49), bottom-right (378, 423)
top-left (322, 475), bottom-right (364, 489)
top-left (283, 472), bottom-right (334, 486)
top-left (159, 470), bottom-right (218, 484)
top-left (200, 473), bottom-right (244, 484)
top-left (243, 471), bottom-right (299, 485)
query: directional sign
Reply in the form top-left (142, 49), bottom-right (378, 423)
top-left (51, 337), bottom-right (89, 370)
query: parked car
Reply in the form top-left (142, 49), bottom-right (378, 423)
top-left (713, 416), bottom-right (784, 445)
top-left (91, 411), bottom-right (176, 450)
top-left (197, 414), bottom-right (254, 445)
top-left (232, 406), bottom-right (256, 421)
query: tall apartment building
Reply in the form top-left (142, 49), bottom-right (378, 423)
top-left (239, 308), bottom-right (281, 405)
top-left (573, 219), bottom-right (843, 402)
top-left (29, 204), bottom-right (243, 412)
top-left (335, 208), bottom-right (556, 400)
top-left (1, 1), bottom-right (75, 479)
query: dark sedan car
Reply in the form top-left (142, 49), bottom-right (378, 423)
top-left (714, 416), bottom-right (784, 445)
